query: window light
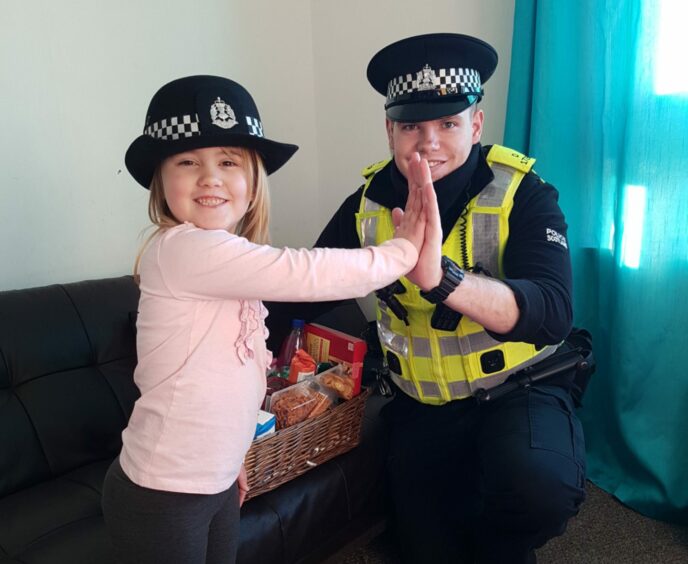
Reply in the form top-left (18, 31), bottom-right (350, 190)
top-left (620, 185), bottom-right (646, 269)
top-left (654, 0), bottom-right (688, 95)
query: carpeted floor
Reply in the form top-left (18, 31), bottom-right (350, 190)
top-left (331, 482), bottom-right (688, 563)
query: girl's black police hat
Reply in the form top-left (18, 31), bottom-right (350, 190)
top-left (366, 33), bottom-right (498, 123)
top-left (125, 75), bottom-right (299, 189)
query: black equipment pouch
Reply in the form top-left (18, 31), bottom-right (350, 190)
top-left (375, 280), bottom-right (409, 326)
top-left (566, 327), bottom-right (595, 407)
top-left (430, 303), bottom-right (463, 331)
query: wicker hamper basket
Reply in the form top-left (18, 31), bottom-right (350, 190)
top-left (244, 387), bottom-right (371, 499)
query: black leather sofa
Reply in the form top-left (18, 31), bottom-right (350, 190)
top-left (0, 276), bottom-right (390, 564)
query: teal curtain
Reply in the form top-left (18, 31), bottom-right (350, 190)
top-left (505, 0), bottom-right (688, 524)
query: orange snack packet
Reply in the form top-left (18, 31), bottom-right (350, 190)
top-left (287, 349), bottom-right (317, 384)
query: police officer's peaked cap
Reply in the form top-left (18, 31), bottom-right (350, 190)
top-left (367, 33), bottom-right (498, 122)
top-left (125, 75), bottom-right (299, 189)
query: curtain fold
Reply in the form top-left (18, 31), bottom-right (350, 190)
top-left (505, 0), bottom-right (688, 524)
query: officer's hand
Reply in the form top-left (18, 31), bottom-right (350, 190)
top-left (392, 165), bottom-right (426, 255)
top-left (405, 153), bottom-right (443, 291)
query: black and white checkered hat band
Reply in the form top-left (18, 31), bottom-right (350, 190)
top-left (246, 116), bottom-right (264, 137)
top-left (145, 114), bottom-right (200, 140)
top-left (386, 67), bottom-right (482, 104)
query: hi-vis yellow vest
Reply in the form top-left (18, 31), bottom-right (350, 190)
top-left (356, 145), bottom-right (559, 405)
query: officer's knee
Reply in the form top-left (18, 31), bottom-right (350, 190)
top-left (484, 468), bottom-right (585, 534)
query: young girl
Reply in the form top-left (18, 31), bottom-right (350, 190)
top-left (101, 75), bottom-right (439, 564)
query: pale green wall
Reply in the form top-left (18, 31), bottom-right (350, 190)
top-left (0, 0), bottom-right (514, 291)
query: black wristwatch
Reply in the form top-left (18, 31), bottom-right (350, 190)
top-left (419, 256), bottom-right (464, 304)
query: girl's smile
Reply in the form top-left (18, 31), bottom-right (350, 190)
top-left (195, 196), bottom-right (228, 207)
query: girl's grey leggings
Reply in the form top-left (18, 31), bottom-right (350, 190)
top-left (102, 457), bottom-right (240, 564)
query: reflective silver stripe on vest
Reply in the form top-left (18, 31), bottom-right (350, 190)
top-left (412, 336), bottom-right (432, 358)
top-left (361, 216), bottom-right (378, 247)
top-left (389, 371), bottom-right (421, 399)
top-left (388, 371), bottom-right (442, 399)
top-left (513, 344), bottom-right (559, 374)
top-left (378, 321), bottom-right (409, 357)
top-left (420, 380), bottom-right (442, 398)
top-left (363, 198), bottom-right (382, 212)
top-left (378, 307), bottom-right (411, 356)
top-left (476, 164), bottom-right (512, 206)
top-left (447, 379), bottom-right (473, 398)
top-left (467, 371), bottom-right (511, 393)
top-left (379, 308), bottom-right (397, 334)
top-left (472, 213), bottom-right (500, 277)
top-left (360, 198), bottom-right (383, 247)
top-left (438, 332), bottom-right (502, 356)
top-left (471, 166), bottom-right (515, 276)
top-left (438, 336), bottom-right (462, 356)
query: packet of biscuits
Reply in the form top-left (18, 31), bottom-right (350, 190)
top-left (315, 364), bottom-right (356, 401)
top-left (269, 380), bottom-right (336, 430)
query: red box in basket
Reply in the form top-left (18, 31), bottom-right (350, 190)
top-left (304, 323), bottom-right (367, 397)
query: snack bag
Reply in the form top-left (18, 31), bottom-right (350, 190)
top-left (270, 380), bottom-right (335, 429)
top-left (317, 364), bottom-right (356, 400)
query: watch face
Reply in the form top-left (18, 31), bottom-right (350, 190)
top-left (421, 256), bottom-right (464, 304)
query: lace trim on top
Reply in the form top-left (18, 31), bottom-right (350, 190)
top-left (236, 299), bottom-right (270, 366)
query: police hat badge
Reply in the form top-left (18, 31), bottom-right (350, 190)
top-left (210, 97), bottom-right (238, 129)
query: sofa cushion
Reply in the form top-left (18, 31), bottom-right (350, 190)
top-left (0, 460), bottom-right (110, 562)
top-left (0, 277), bottom-right (139, 498)
top-left (3, 516), bottom-right (115, 564)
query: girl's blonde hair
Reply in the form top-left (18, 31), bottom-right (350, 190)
top-left (134, 147), bottom-right (271, 278)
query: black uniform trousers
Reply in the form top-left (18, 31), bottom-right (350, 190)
top-left (383, 383), bottom-right (586, 564)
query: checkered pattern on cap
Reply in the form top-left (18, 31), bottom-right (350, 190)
top-left (245, 116), bottom-right (264, 137)
top-left (386, 67), bottom-right (482, 104)
top-left (144, 114), bottom-right (201, 140)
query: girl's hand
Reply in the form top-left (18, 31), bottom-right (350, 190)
top-left (238, 463), bottom-right (249, 506)
top-left (404, 153), bottom-right (443, 291)
top-left (392, 159), bottom-right (426, 254)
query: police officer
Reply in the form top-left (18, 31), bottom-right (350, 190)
top-left (314, 33), bottom-right (586, 563)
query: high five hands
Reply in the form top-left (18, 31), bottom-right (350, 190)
top-left (393, 153), bottom-right (521, 333)
top-left (392, 152), bottom-right (443, 291)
